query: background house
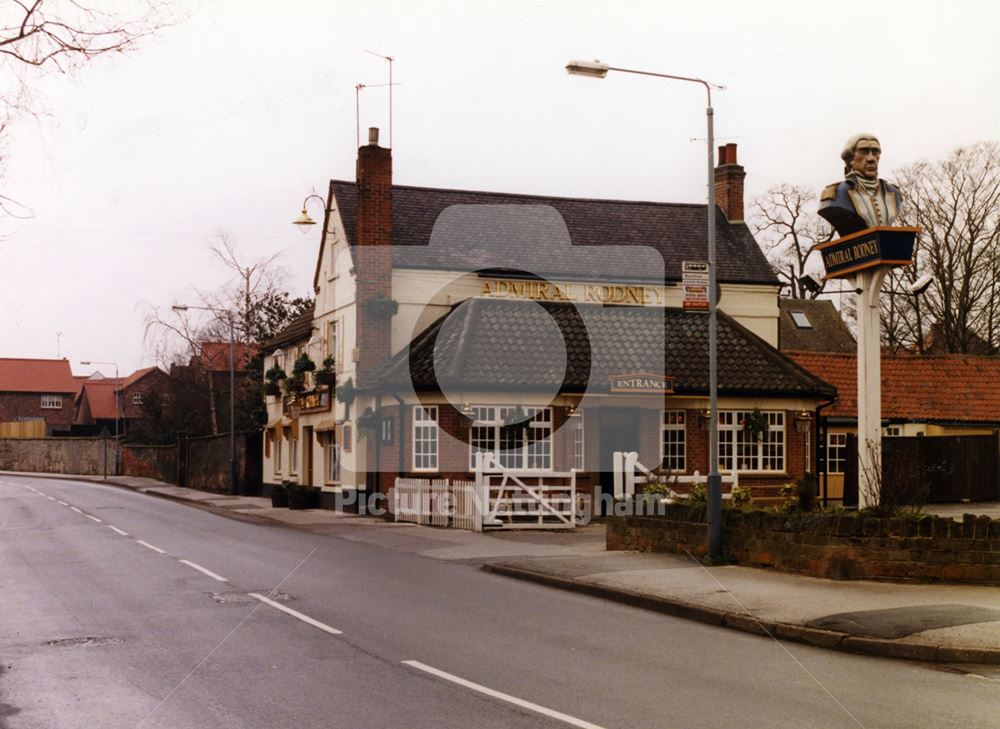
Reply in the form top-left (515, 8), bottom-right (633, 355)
top-left (788, 351), bottom-right (1000, 503)
top-left (0, 358), bottom-right (76, 437)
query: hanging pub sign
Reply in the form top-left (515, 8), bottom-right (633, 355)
top-left (609, 372), bottom-right (675, 394)
top-left (817, 226), bottom-right (919, 280)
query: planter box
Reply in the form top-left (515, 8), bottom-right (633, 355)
top-left (270, 490), bottom-right (288, 508)
top-left (287, 488), bottom-right (320, 510)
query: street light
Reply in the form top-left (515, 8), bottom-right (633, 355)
top-left (567, 58), bottom-right (726, 560)
top-left (173, 304), bottom-right (238, 495)
top-left (292, 193), bottom-right (328, 230)
top-left (80, 359), bottom-right (120, 475)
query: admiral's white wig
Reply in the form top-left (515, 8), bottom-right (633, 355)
top-left (841, 133), bottom-right (880, 174)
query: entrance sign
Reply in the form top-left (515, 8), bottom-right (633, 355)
top-left (682, 261), bottom-right (710, 312)
top-left (817, 226), bottom-right (918, 279)
top-left (609, 372), bottom-right (675, 394)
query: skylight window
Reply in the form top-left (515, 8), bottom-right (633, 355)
top-left (790, 311), bottom-right (812, 329)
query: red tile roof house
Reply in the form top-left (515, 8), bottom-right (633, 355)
top-left (0, 358), bottom-right (77, 436)
top-left (74, 367), bottom-right (175, 438)
top-left (788, 351), bottom-right (1000, 504)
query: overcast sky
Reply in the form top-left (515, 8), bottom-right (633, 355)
top-left (3, 0), bottom-right (999, 377)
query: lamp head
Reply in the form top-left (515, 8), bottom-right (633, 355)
top-left (293, 208), bottom-right (316, 228)
top-left (171, 304), bottom-right (189, 312)
top-left (565, 59), bottom-right (609, 78)
top-left (907, 274), bottom-right (933, 296)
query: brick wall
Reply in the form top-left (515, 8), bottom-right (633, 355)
top-left (608, 505), bottom-right (1000, 585)
top-left (354, 136), bottom-right (393, 386)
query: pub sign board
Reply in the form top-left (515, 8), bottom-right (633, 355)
top-left (817, 226), bottom-right (919, 280)
top-left (609, 372), bottom-right (675, 394)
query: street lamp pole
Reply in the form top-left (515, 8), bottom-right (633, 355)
top-left (80, 360), bottom-right (120, 475)
top-left (566, 60), bottom-right (725, 560)
top-left (173, 304), bottom-right (238, 495)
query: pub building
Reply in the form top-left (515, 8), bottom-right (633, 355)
top-left (261, 130), bottom-right (836, 509)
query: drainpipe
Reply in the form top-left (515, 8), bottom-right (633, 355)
top-left (391, 393), bottom-right (406, 475)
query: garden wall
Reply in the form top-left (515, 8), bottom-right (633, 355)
top-left (607, 504), bottom-right (1000, 585)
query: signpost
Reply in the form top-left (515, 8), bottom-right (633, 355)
top-left (682, 261), bottom-right (710, 312)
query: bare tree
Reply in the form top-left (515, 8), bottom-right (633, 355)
top-left (1, 1), bottom-right (170, 216)
top-left (893, 142), bottom-right (1000, 354)
top-left (144, 235), bottom-right (312, 436)
top-left (750, 184), bottom-right (835, 299)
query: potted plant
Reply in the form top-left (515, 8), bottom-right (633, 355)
top-left (264, 365), bottom-right (286, 397)
top-left (270, 480), bottom-right (290, 507)
top-left (355, 407), bottom-right (379, 440)
top-left (361, 292), bottom-right (399, 319)
top-left (292, 353), bottom-right (316, 376)
top-left (286, 481), bottom-right (319, 510)
top-left (283, 373), bottom-right (306, 396)
top-left (315, 356), bottom-right (336, 387)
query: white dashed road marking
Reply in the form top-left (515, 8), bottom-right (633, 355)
top-left (179, 560), bottom-right (228, 583)
top-left (108, 526), bottom-right (129, 536)
top-left (402, 660), bottom-right (608, 729)
top-left (249, 593), bottom-right (343, 636)
top-left (137, 540), bottom-right (167, 555)
top-left (85, 514), bottom-right (102, 523)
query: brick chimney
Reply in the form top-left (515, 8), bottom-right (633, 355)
top-left (714, 143), bottom-right (746, 222)
top-left (354, 127), bottom-right (393, 385)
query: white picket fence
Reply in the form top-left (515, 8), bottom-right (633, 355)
top-left (394, 477), bottom-right (480, 530)
top-left (613, 451), bottom-right (738, 502)
top-left (392, 452), bottom-right (579, 532)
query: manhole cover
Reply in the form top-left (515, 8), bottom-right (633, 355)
top-left (47, 637), bottom-right (124, 647)
top-left (210, 590), bottom-right (291, 604)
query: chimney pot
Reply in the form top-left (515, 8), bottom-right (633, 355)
top-left (718, 145), bottom-right (727, 164)
top-left (368, 127), bottom-right (380, 146)
top-left (725, 143), bottom-right (738, 164)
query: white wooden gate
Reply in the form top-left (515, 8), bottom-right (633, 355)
top-left (393, 478), bottom-right (482, 531)
top-left (474, 452), bottom-right (578, 530)
top-left (613, 451), bottom-right (738, 501)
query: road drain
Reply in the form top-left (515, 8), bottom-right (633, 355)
top-left (210, 590), bottom-right (291, 604)
top-left (46, 637), bottom-right (124, 647)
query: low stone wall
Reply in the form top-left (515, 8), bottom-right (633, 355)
top-left (0, 437), bottom-right (113, 475)
top-left (122, 444), bottom-right (178, 483)
top-left (607, 504), bottom-right (1000, 585)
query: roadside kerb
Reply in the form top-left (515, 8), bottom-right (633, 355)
top-left (481, 562), bottom-right (1000, 665)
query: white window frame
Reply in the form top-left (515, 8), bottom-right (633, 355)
top-left (132, 392), bottom-right (144, 405)
top-left (289, 432), bottom-right (299, 475)
top-left (573, 414), bottom-right (585, 471)
top-left (468, 406), bottom-right (553, 471)
top-left (327, 320), bottom-right (339, 369)
top-left (274, 432), bottom-right (283, 475)
top-left (827, 432), bottom-right (847, 474)
top-left (413, 406), bottom-right (439, 471)
top-left (718, 410), bottom-right (785, 473)
top-left (660, 410), bottom-right (687, 473)
top-left (883, 425), bottom-right (902, 437)
top-left (40, 394), bottom-right (62, 409)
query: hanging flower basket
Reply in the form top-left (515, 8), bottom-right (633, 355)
top-left (741, 408), bottom-right (770, 440)
top-left (361, 293), bottom-right (399, 320)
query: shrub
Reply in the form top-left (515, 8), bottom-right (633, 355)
top-left (729, 485), bottom-right (753, 509)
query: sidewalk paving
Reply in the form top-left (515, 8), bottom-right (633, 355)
top-left (6, 471), bottom-right (1000, 666)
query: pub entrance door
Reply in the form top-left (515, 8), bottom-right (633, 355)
top-left (598, 408), bottom-right (640, 515)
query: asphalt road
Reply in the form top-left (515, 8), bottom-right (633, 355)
top-left (2, 474), bottom-right (998, 729)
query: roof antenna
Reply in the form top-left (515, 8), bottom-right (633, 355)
top-left (56, 331), bottom-right (63, 358)
top-left (363, 50), bottom-right (395, 147)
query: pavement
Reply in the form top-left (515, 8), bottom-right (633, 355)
top-left (6, 470), bottom-right (1000, 667)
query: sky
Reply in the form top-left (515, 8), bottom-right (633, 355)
top-left (3, 0), bottom-right (999, 377)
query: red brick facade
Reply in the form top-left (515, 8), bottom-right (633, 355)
top-left (0, 392), bottom-right (73, 433)
top-left (362, 404), bottom-right (814, 505)
top-left (714, 143), bottom-right (746, 222)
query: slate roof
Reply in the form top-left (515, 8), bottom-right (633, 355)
top-left (778, 299), bottom-right (855, 353)
top-left (787, 351), bottom-right (1000, 424)
top-left (329, 181), bottom-right (778, 285)
top-left (263, 304), bottom-right (316, 352)
top-left (373, 299), bottom-right (835, 397)
top-left (0, 358), bottom-right (76, 394)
